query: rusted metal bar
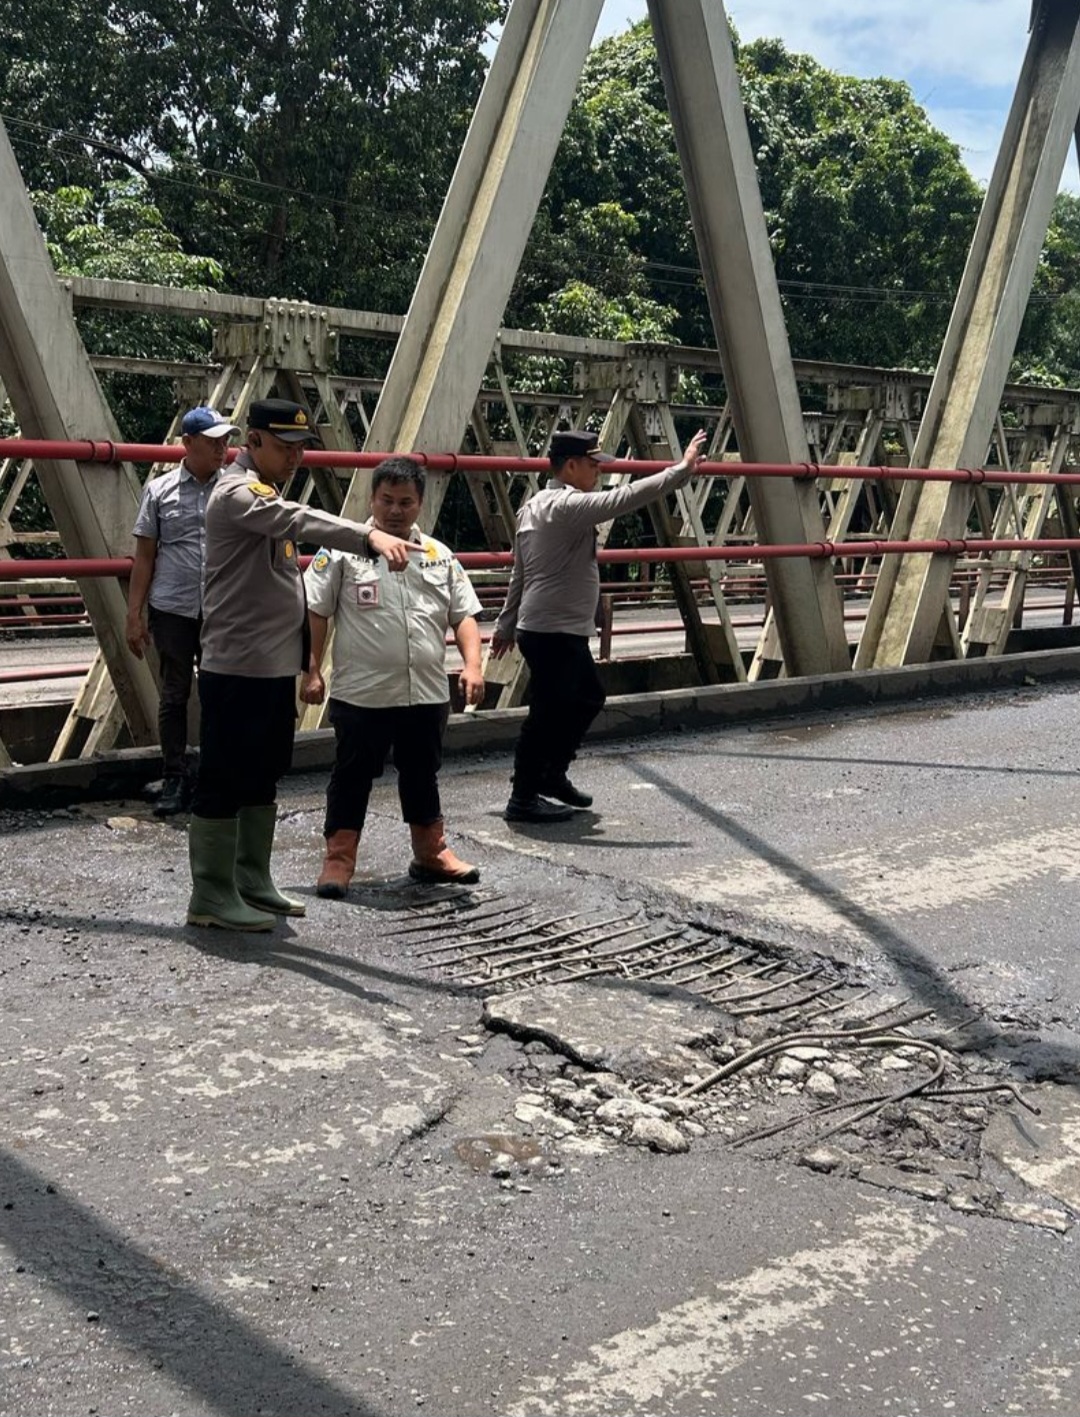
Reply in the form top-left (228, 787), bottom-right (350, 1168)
top-left (420, 913), bottom-right (582, 967)
top-left (558, 928), bottom-right (687, 982)
top-left (711, 966), bottom-right (819, 1007)
top-left (634, 942), bottom-right (737, 982)
top-left (478, 920), bottom-right (648, 985)
top-left (730, 979), bottom-right (844, 1017)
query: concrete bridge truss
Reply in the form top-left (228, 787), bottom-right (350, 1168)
top-left (1, 0), bottom-right (1079, 765)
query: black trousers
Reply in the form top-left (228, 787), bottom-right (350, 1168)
top-left (148, 606), bottom-right (201, 778)
top-left (192, 671), bottom-right (297, 819)
top-left (512, 630), bottom-right (606, 798)
top-left (324, 699), bottom-right (448, 836)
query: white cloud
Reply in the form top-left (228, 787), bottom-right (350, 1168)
top-left (722, 0), bottom-right (1025, 89)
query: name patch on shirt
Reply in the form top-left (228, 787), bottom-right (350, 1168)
top-left (355, 581), bottom-right (380, 608)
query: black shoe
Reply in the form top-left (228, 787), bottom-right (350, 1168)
top-left (153, 776), bottom-right (186, 817)
top-left (538, 775), bottom-right (593, 809)
top-left (504, 794), bottom-right (575, 824)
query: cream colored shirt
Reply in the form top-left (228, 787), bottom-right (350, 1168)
top-left (304, 523), bottom-right (481, 708)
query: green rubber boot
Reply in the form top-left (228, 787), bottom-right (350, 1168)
top-left (186, 816), bottom-right (276, 931)
top-left (235, 804), bottom-right (306, 917)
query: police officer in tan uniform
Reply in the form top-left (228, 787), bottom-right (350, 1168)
top-left (186, 398), bottom-right (413, 932)
top-left (492, 427), bottom-right (707, 822)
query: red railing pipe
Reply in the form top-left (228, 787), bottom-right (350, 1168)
top-left (7, 437), bottom-right (1080, 489)
top-left (4, 537), bottom-right (1080, 582)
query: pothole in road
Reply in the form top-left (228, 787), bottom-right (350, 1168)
top-left (386, 889), bottom-right (1076, 1234)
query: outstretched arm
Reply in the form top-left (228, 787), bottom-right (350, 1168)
top-left (553, 429), bottom-right (709, 529)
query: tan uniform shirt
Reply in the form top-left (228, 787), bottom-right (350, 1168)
top-left (200, 452), bottom-right (375, 678)
top-left (495, 461), bottom-right (693, 639)
top-left (304, 524), bottom-right (481, 708)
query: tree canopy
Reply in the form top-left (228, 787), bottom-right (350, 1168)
top-left (6, 7), bottom-right (1080, 388)
top-left (1, 0), bottom-right (504, 311)
top-left (509, 21), bottom-right (986, 372)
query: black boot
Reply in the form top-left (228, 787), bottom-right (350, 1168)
top-left (538, 774), bottom-right (593, 809)
top-left (504, 794), bottom-right (574, 823)
top-left (154, 776), bottom-right (186, 817)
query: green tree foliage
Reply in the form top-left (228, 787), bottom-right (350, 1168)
top-left (1013, 192), bottom-right (1080, 387)
top-left (32, 181), bottom-right (223, 440)
top-left (1, 0), bottom-right (505, 311)
top-left (512, 22), bottom-right (985, 370)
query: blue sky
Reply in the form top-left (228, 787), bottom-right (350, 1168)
top-left (591, 1), bottom-right (1076, 192)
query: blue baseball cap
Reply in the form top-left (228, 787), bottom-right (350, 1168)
top-left (181, 406), bottom-right (239, 438)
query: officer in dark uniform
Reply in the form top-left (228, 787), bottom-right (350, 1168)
top-left (186, 398), bottom-right (412, 932)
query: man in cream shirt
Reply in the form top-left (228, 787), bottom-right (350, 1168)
top-left (301, 457), bottom-right (484, 897)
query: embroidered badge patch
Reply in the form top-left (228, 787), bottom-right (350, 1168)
top-left (355, 581), bottom-right (380, 608)
top-left (283, 540), bottom-right (295, 559)
top-left (247, 481), bottom-right (276, 497)
top-left (312, 550), bottom-right (330, 572)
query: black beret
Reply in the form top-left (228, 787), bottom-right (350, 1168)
top-left (549, 430), bottom-right (615, 463)
top-left (248, 398), bottom-right (320, 443)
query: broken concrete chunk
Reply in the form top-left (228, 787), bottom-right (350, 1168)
top-left (997, 1201), bottom-right (1071, 1234)
top-left (982, 1084), bottom-right (1080, 1213)
top-left (484, 983), bottom-right (721, 1082)
top-left (594, 1096), bottom-right (663, 1125)
top-left (800, 1147), bottom-right (845, 1174)
top-left (628, 1117), bottom-right (690, 1154)
top-left (590, 1073), bottom-right (634, 1099)
top-left (805, 1070), bottom-right (839, 1100)
top-left (858, 1163), bottom-right (949, 1201)
top-left (653, 1095), bottom-right (701, 1117)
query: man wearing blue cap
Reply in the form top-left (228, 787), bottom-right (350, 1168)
top-left (127, 406), bottom-right (239, 816)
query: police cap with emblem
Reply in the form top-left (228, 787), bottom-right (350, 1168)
top-left (548, 429), bottom-right (615, 464)
top-left (248, 398), bottom-right (320, 443)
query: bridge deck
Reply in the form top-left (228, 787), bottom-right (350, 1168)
top-left (2, 683), bottom-right (1079, 1415)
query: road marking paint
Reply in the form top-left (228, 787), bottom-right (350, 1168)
top-left (509, 1205), bottom-right (945, 1416)
top-left (668, 818), bottom-right (1080, 943)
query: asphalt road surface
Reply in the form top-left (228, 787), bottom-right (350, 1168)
top-left (3, 679), bottom-right (1080, 1416)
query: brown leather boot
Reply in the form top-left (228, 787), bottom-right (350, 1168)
top-left (408, 820), bottom-right (480, 884)
top-left (316, 829), bottom-right (360, 899)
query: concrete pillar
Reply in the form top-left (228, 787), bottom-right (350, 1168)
top-left (646, 0), bottom-right (849, 677)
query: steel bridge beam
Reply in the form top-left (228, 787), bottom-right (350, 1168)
top-left (0, 119), bottom-right (158, 746)
top-left (346, 0), bottom-right (605, 529)
top-left (647, 0), bottom-right (849, 678)
top-left (856, 0), bottom-right (1080, 668)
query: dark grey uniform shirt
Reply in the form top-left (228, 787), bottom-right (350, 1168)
top-left (495, 460), bottom-right (693, 640)
top-left (200, 451), bottom-right (375, 678)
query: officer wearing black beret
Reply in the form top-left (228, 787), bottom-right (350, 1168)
top-left (492, 426), bottom-right (707, 822)
top-left (186, 398), bottom-right (413, 931)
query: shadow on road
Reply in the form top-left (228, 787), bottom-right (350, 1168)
top-left (647, 743), bottom-right (1079, 782)
top-left (0, 1148), bottom-right (382, 1417)
top-left (628, 756), bottom-right (1080, 1084)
